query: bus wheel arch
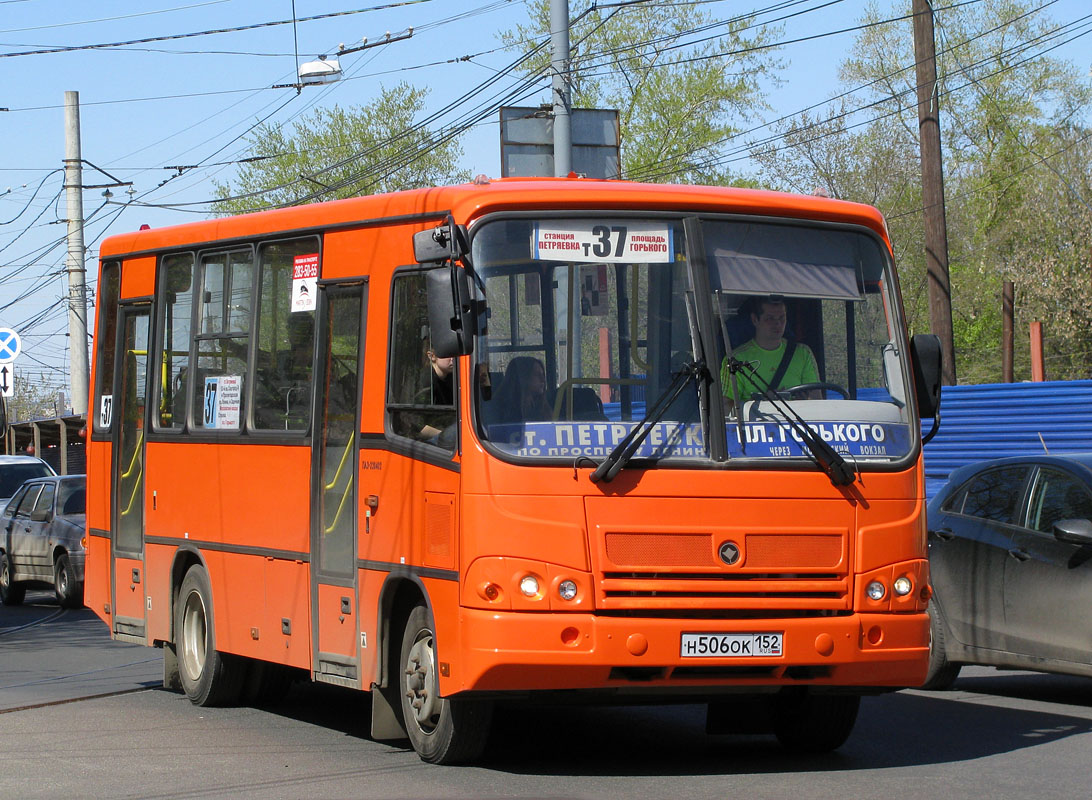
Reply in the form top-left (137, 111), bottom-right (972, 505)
top-left (396, 600), bottom-right (493, 764)
top-left (175, 561), bottom-right (244, 706)
top-left (370, 576), bottom-right (430, 741)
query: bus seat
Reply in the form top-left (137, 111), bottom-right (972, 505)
top-left (560, 387), bottom-right (608, 421)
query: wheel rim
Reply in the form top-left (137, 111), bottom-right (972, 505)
top-left (0, 558), bottom-right (9, 594)
top-left (404, 627), bottom-right (440, 734)
top-left (180, 589), bottom-right (208, 682)
top-left (57, 562), bottom-right (69, 595)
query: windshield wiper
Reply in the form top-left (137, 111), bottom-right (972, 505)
top-left (590, 361), bottom-right (708, 484)
top-left (725, 355), bottom-right (856, 487)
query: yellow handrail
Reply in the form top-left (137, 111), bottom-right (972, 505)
top-left (324, 473), bottom-right (354, 535)
top-left (121, 430), bottom-right (144, 479)
top-left (324, 435), bottom-right (353, 491)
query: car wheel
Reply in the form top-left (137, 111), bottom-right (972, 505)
top-left (771, 691), bottom-right (860, 754)
top-left (399, 602), bottom-right (492, 764)
top-left (0, 552), bottom-right (25, 606)
top-left (921, 604), bottom-right (961, 690)
top-left (175, 565), bottom-right (244, 707)
top-left (54, 553), bottom-right (84, 609)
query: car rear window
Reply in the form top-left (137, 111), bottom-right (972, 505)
top-left (0, 463), bottom-right (53, 498)
top-left (57, 479), bottom-right (86, 517)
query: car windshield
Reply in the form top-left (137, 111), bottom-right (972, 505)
top-left (470, 215), bottom-right (914, 469)
top-left (57, 477), bottom-right (86, 517)
top-left (0, 463), bottom-right (54, 499)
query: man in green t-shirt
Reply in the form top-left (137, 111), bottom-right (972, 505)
top-left (720, 297), bottom-right (820, 405)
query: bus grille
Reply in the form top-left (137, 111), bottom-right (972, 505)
top-left (597, 531), bottom-right (849, 613)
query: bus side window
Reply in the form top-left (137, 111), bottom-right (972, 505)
top-left (192, 249), bottom-right (252, 431)
top-left (386, 270), bottom-right (456, 451)
top-left (251, 239), bottom-right (320, 432)
top-left (156, 252), bottom-right (195, 430)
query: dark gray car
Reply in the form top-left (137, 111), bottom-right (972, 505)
top-left (0, 474), bottom-right (86, 608)
top-left (924, 453), bottom-right (1092, 688)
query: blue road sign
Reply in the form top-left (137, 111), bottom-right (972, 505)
top-left (0, 328), bottom-right (20, 363)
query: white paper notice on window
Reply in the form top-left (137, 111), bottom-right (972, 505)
top-left (291, 253), bottom-right (319, 312)
top-left (203, 375), bottom-right (242, 429)
top-left (532, 221), bottom-right (673, 263)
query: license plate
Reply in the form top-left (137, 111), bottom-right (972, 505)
top-left (680, 632), bottom-right (783, 658)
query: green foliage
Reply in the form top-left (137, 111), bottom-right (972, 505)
top-left (5, 372), bottom-right (63, 423)
top-left (502, 0), bottom-right (782, 184)
top-left (213, 83), bottom-right (470, 213)
top-left (755, 0), bottom-right (1092, 382)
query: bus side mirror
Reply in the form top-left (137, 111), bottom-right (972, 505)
top-left (426, 265), bottom-right (474, 358)
top-left (413, 218), bottom-right (469, 264)
top-left (910, 334), bottom-right (942, 419)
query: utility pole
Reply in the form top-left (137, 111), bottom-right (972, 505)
top-left (550, 0), bottom-right (572, 176)
top-left (64, 90), bottom-right (90, 415)
top-left (911, 0), bottom-right (957, 385)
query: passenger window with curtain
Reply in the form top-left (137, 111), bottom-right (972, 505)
top-left (155, 252), bottom-right (195, 430)
top-left (193, 249), bottom-right (252, 431)
top-left (386, 270), bottom-right (456, 450)
top-left (252, 238), bottom-right (319, 431)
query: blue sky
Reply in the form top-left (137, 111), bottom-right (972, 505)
top-left (1, 0), bottom-right (1089, 406)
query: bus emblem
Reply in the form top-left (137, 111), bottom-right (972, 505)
top-left (718, 541), bottom-right (741, 566)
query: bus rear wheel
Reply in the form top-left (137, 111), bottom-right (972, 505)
top-left (399, 603), bottom-right (492, 764)
top-left (771, 691), bottom-right (859, 753)
top-left (176, 565), bottom-right (243, 707)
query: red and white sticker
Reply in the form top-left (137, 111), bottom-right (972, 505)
top-left (291, 253), bottom-right (319, 312)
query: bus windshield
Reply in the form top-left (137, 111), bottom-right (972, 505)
top-left (471, 214), bottom-right (913, 469)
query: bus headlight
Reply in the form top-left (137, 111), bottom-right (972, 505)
top-left (893, 576), bottom-right (913, 596)
top-left (519, 575), bottom-right (541, 597)
top-left (557, 580), bottom-right (578, 601)
top-left (866, 580), bottom-right (886, 601)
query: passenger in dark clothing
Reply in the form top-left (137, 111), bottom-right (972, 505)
top-left (489, 356), bottom-right (551, 424)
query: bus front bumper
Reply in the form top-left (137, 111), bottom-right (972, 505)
top-left (448, 608), bottom-right (929, 696)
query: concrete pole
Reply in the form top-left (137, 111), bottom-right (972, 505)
top-left (64, 91), bottom-right (90, 415)
top-left (550, 0), bottom-right (572, 177)
top-left (911, 0), bottom-right (957, 385)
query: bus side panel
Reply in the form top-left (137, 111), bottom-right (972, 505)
top-left (266, 556), bottom-right (311, 670)
top-left (144, 441), bottom-right (311, 666)
top-left (144, 542), bottom-right (176, 643)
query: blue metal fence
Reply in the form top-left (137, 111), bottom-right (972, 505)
top-left (923, 380), bottom-right (1092, 500)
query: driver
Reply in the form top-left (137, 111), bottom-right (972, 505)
top-left (721, 296), bottom-right (820, 403)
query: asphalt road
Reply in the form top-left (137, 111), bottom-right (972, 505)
top-left (3, 591), bottom-right (1092, 799)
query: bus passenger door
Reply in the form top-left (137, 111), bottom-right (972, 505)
top-left (311, 283), bottom-right (365, 686)
top-left (111, 304), bottom-right (151, 641)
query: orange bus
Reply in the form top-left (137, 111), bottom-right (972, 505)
top-left (86, 177), bottom-right (942, 764)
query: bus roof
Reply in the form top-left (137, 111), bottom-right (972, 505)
top-left (98, 177), bottom-right (890, 260)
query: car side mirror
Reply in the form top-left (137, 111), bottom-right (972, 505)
top-left (1053, 518), bottom-right (1092, 545)
top-left (30, 509), bottom-right (50, 523)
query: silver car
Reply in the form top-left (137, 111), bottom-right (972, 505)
top-left (1, 474), bottom-right (86, 608)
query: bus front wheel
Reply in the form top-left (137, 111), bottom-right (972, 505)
top-left (770, 691), bottom-right (859, 753)
top-left (176, 565), bottom-right (243, 707)
top-left (399, 603), bottom-right (492, 764)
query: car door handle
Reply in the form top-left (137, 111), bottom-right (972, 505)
top-left (1007, 548), bottom-right (1031, 562)
top-left (932, 528), bottom-right (956, 541)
